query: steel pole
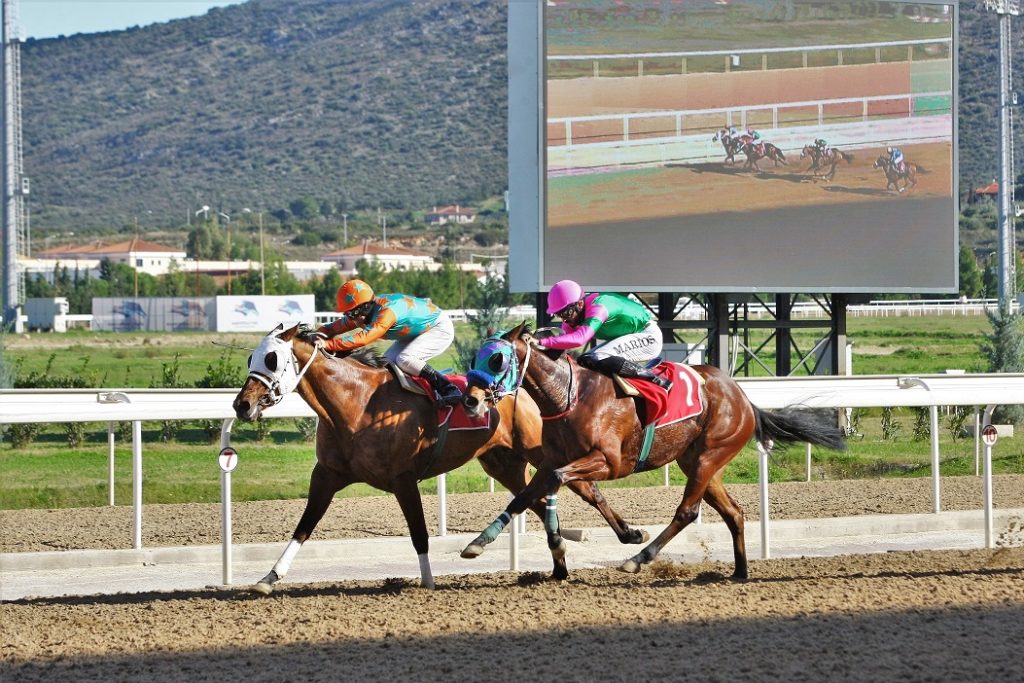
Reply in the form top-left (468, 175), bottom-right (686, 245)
top-left (996, 12), bottom-right (1016, 314)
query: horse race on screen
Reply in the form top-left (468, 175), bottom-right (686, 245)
top-left (539, 0), bottom-right (956, 292)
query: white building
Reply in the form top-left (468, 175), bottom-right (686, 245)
top-left (38, 238), bottom-right (187, 276)
top-left (321, 241), bottom-right (438, 275)
top-left (424, 205), bottom-right (477, 225)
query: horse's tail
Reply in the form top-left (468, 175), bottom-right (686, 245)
top-left (753, 406), bottom-right (847, 452)
top-left (841, 151), bottom-right (854, 163)
top-left (916, 164), bottom-right (928, 174)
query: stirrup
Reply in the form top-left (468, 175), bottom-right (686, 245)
top-left (436, 385), bottom-right (463, 407)
top-left (651, 376), bottom-right (672, 391)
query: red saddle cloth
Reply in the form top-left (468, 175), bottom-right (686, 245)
top-left (622, 363), bottom-right (704, 427)
top-left (409, 375), bottom-right (490, 430)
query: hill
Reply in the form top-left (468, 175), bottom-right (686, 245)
top-left (16, 0), bottom-right (1024, 240)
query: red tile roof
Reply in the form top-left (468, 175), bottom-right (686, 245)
top-left (39, 237), bottom-right (184, 256)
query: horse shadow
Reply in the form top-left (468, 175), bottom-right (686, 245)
top-left (672, 162), bottom-right (746, 176)
top-left (822, 185), bottom-right (895, 198)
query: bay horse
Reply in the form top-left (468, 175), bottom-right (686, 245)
top-left (231, 324), bottom-right (641, 592)
top-left (800, 145), bottom-right (823, 173)
top-left (802, 145), bottom-right (853, 181)
top-left (459, 323), bottom-right (846, 580)
top-left (712, 128), bottom-right (747, 165)
top-left (873, 155), bottom-right (921, 193)
top-left (742, 142), bottom-right (787, 172)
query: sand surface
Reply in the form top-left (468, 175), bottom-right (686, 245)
top-left (2, 476), bottom-right (1022, 682)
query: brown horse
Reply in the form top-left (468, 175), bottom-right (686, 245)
top-left (873, 155), bottom-right (921, 193)
top-left (231, 324), bottom-right (642, 592)
top-left (801, 145), bottom-right (853, 181)
top-left (459, 323), bottom-right (846, 580)
top-left (800, 145), bottom-right (823, 173)
top-left (712, 128), bottom-right (747, 165)
top-left (742, 142), bottom-right (787, 172)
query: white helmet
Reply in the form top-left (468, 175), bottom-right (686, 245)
top-left (886, 146), bottom-right (893, 154)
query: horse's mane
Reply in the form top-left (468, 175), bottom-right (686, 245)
top-left (343, 347), bottom-right (389, 368)
top-left (292, 328), bottom-right (389, 368)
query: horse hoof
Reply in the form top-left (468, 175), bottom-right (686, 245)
top-left (421, 578), bottom-right (436, 590)
top-left (618, 558), bottom-right (642, 574)
top-left (461, 543), bottom-right (485, 559)
top-left (251, 581), bottom-right (274, 595)
top-left (551, 539), bottom-right (567, 561)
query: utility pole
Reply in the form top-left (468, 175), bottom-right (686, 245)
top-left (985, 0), bottom-right (1021, 315)
top-left (342, 213), bottom-right (348, 245)
top-left (1, 0), bottom-right (27, 328)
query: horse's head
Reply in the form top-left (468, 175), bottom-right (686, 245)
top-left (712, 129), bottom-right (724, 142)
top-left (872, 156), bottom-right (887, 169)
top-left (232, 323), bottom-right (316, 421)
top-left (800, 145), bottom-right (813, 159)
top-left (462, 321), bottom-right (534, 417)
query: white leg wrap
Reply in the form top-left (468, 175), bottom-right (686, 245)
top-left (272, 539), bottom-right (302, 579)
top-left (418, 553), bottom-right (435, 589)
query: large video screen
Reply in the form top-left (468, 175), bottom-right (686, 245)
top-left (509, 0), bottom-right (958, 293)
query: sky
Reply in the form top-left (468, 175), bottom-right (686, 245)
top-left (14, 0), bottom-right (246, 40)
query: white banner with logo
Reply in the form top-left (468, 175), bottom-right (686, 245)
top-left (215, 295), bottom-right (316, 332)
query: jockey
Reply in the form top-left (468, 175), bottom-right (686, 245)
top-left (538, 279), bottom-right (671, 390)
top-left (814, 138), bottom-right (830, 155)
top-left (316, 279), bottom-right (463, 405)
top-left (746, 128), bottom-right (763, 151)
top-left (887, 146), bottom-right (904, 172)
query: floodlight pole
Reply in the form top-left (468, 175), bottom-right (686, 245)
top-left (987, 0), bottom-right (1020, 315)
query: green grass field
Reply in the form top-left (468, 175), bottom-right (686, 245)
top-left (1, 313), bottom-right (1020, 510)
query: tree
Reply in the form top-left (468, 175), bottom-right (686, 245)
top-left (959, 245), bottom-right (984, 299)
top-left (981, 308), bottom-right (1024, 425)
top-left (289, 196), bottom-right (320, 221)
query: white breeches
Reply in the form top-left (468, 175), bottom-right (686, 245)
top-left (590, 320), bottom-right (663, 364)
top-left (385, 312), bottom-right (455, 375)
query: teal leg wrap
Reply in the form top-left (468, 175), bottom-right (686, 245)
top-left (480, 511), bottom-right (511, 544)
top-left (545, 494), bottom-right (559, 534)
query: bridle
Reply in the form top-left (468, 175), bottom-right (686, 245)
top-left (471, 335), bottom-right (578, 420)
top-left (246, 328), bottom-right (321, 408)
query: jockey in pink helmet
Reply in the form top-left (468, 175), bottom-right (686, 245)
top-left (540, 279), bottom-right (670, 390)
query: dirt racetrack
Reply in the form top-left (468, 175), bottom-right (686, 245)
top-left (2, 476), bottom-right (1023, 682)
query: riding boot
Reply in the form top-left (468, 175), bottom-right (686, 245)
top-left (580, 353), bottom-right (672, 391)
top-left (617, 360), bottom-right (672, 391)
top-left (419, 365), bottom-right (463, 406)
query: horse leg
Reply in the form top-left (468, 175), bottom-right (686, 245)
top-left (461, 467), bottom-right (553, 559)
top-left (253, 462), bottom-right (349, 595)
top-left (701, 473), bottom-right (747, 579)
top-left (566, 480), bottom-right (649, 544)
top-left (391, 471), bottom-right (435, 589)
top-left (619, 451), bottom-right (733, 574)
top-left (478, 451), bottom-right (577, 542)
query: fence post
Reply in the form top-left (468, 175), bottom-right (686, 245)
top-left (132, 420), bottom-right (142, 549)
top-left (107, 422), bottom-right (116, 506)
top-left (930, 405), bottom-right (940, 513)
top-left (758, 440), bottom-right (772, 559)
top-left (219, 418), bottom-right (235, 585)
top-left (437, 473), bottom-right (447, 537)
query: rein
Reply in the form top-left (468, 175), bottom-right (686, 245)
top-left (540, 352), bottom-right (578, 421)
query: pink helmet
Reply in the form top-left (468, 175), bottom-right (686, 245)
top-left (547, 279), bottom-right (583, 315)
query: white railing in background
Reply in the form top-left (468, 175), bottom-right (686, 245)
top-left (548, 38), bottom-right (952, 78)
top-left (1, 373), bottom-right (1021, 581)
top-left (10, 299), bottom-right (1018, 331)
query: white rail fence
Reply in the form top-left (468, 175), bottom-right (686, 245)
top-left (547, 38), bottom-right (953, 78)
top-left (2, 373), bottom-right (1021, 582)
top-left (547, 94), bottom-right (950, 173)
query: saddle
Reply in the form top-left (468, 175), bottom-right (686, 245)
top-left (387, 362), bottom-right (429, 397)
